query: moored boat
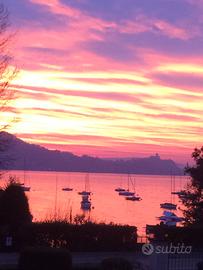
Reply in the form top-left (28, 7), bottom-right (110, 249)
top-left (81, 194), bottom-right (91, 210)
top-left (78, 174), bottom-right (91, 196)
top-left (160, 202), bottom-right (177, 210)
top-left (62, 187), bottom-right (73, 191)
top-left (119, 190), bottom-right (135, 196)
top-left (126, 195), bottom-right (141, 201)
top-left (78, 191), bottom-right (91, 196)
top-left (115, 187), bottom-right (126, 192)
top-left (21, 185), bottom-right (31, 192)
top-left (158, 211), bottom-right (184, 226)
top-left (171, 190), bottom-right (186, 196)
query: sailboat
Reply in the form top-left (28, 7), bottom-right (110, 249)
top-left (171, 190), bottom-right (185, 195)
top-left (160, 202), bottom-right (176, 210)
top-left (158, 211), bottom-right (184, 226)
top-left (62, 174), bottom-right (73, 191)
top-left (115, 187), bottom-right (126, 192)
top-left (78, 174), bottom-right (92, 210)
top-left (171, 176), bottom-right (187, 196)
top-left (22, 185), bottom-right (31, 192)
top-left (21, 159), bottom-right (31, 192)
top-left (62, 187), bottom-right (73, 191)
top-left (81, 194), bottom-right (91, 210)
top-left (126, 195), bottom-right (141, 201)
top-left (119, 174), bottom-right (135, 196)
top-left (115, 175), bottom-right (126, 192)
top-left (78, 173), bottom-right (91, 195)
top-left (125, 176), bottom-right (141, 201)
top-left (160, 175), bottom-right (176, 210)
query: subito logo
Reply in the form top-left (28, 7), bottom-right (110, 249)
top-left (142, 243), bottom-right (154, 255)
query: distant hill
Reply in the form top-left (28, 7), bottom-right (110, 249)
top-left (0, 132), bottom-right (182, 175)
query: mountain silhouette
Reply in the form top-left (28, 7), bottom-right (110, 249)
top-left (0, 132), bottom-right (182, 175)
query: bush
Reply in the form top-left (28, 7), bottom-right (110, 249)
top-left (0, 179), bottom-right (32, 227)
top-left (18, 247), bottom-right (72, 270)
top-left (150, 225), bottom-right (203, 247)
top-left (101, 257), bottom-right (133, 270)
top-left (22, 222), bottom-right (137, 252)
top-left (0, 179), bottom-right (32, 251)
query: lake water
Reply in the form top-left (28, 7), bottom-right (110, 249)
top-left (1, 171), bottom-right (189, 235)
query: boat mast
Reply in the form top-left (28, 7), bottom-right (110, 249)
top-left (84, 173), bottom-right (90, 192)
top-left (54, 175), bottom-right (58, 220)
top-left (127, 174), bottom-right (130, 191)
top-left (23, 157), bottom-right (26, 184)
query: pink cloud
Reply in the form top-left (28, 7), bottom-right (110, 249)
top-left (119, 15), bottom-right (199, 40)
top-left (6, 0), bottom-right (202, 164)
top-left (29, 0), bottom-right (117, 33)
top-left (29, 0), bottom-right (197, 44)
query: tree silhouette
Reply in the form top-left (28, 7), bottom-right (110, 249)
top-left (0, 4), bottom-right (17, 173)
top-left (0, 4), bottom-right (16, 124)
top-left (181, 147), bottom-right (203, 226)
top-left (0, 177), bottom-right (32, 227)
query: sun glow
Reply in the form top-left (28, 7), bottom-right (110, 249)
top-left (3, 0), bottom-right (203, 163)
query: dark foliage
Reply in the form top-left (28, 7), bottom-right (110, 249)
top-left (181, 147), bottom-right (203, 226)
top-left (101, 257), bottom-right (133, 270)
top-left (18, 247), bottom-right (72, 270)
top-left (150, 224), bottom-right (203, 247)
top-left (0, 179), bottom-right (32, 227)
top-left (17, 221), bottom-right (137, 252)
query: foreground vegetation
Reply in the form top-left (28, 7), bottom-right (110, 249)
top-left (180, 147), bottom-right (203, 226)
top-left (15, 221), bottom-right (137, 252)
top-left (147, 147), bottom-right (203, 246)
top-left (0, 179), bottom-right (137, 252)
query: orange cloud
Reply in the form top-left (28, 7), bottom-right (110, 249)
top-left (4, 0), bottom-right (203, 163)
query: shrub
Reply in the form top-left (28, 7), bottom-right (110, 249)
top-left (0, 178), bottom-right (32, 227)
top-left (101, 257), bottom-right (133, 270)
top-left (22, 222), bottom-right (137, 251)
top-left (0, 179), bottom-right (32, 250)
top-left (18, 247), bottom-right (72, 270)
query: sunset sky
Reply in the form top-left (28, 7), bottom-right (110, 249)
top-left (2, 0), bottom-right (203, 163)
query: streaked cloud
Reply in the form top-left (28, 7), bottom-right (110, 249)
top-left (1, 0), bottom-right (203, 163)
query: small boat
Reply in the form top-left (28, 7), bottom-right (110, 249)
top-left (62, 187), bottom-right (73, 191)
top-left (178, 192), bottom-right (194, 200)
top-left (126, 176), bottom-right (141, 200)
top-left (115, 176), bottom-right (126, 192)
top-left (119, 190), bottom-right (135, 196)
top-left (118, 175), bottom-right (134, 196)
top-left (22, 158), bottom-right (31, 192)
top-left (78, 191), bottom-right (91, 196)
top-left (160, 175), bottom-right (177, 210)
top-left (21, 186), bottom-right (31, 192)
top-left (115, 187), bottom-right (126, 192)
top-left (160, 202), bottom-right (177, 210)
top-left (171, 190), bottom-right (186, 196)
top-left (126, 195), bottom-right (141, 201)
top-left (62, 174), bottom-right (73, 192)
top-left (158, 211), bottom-right (184, 225)
top-left (81, 194), bottom-right (91, 210)
top-left (78, 174), bottom-right (91, 196)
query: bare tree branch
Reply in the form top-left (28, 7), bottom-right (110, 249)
top-left (0, 4), bottom-right (18, 172)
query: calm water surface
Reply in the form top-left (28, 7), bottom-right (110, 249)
top-left (1, 171), bottom-right (189, 234)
